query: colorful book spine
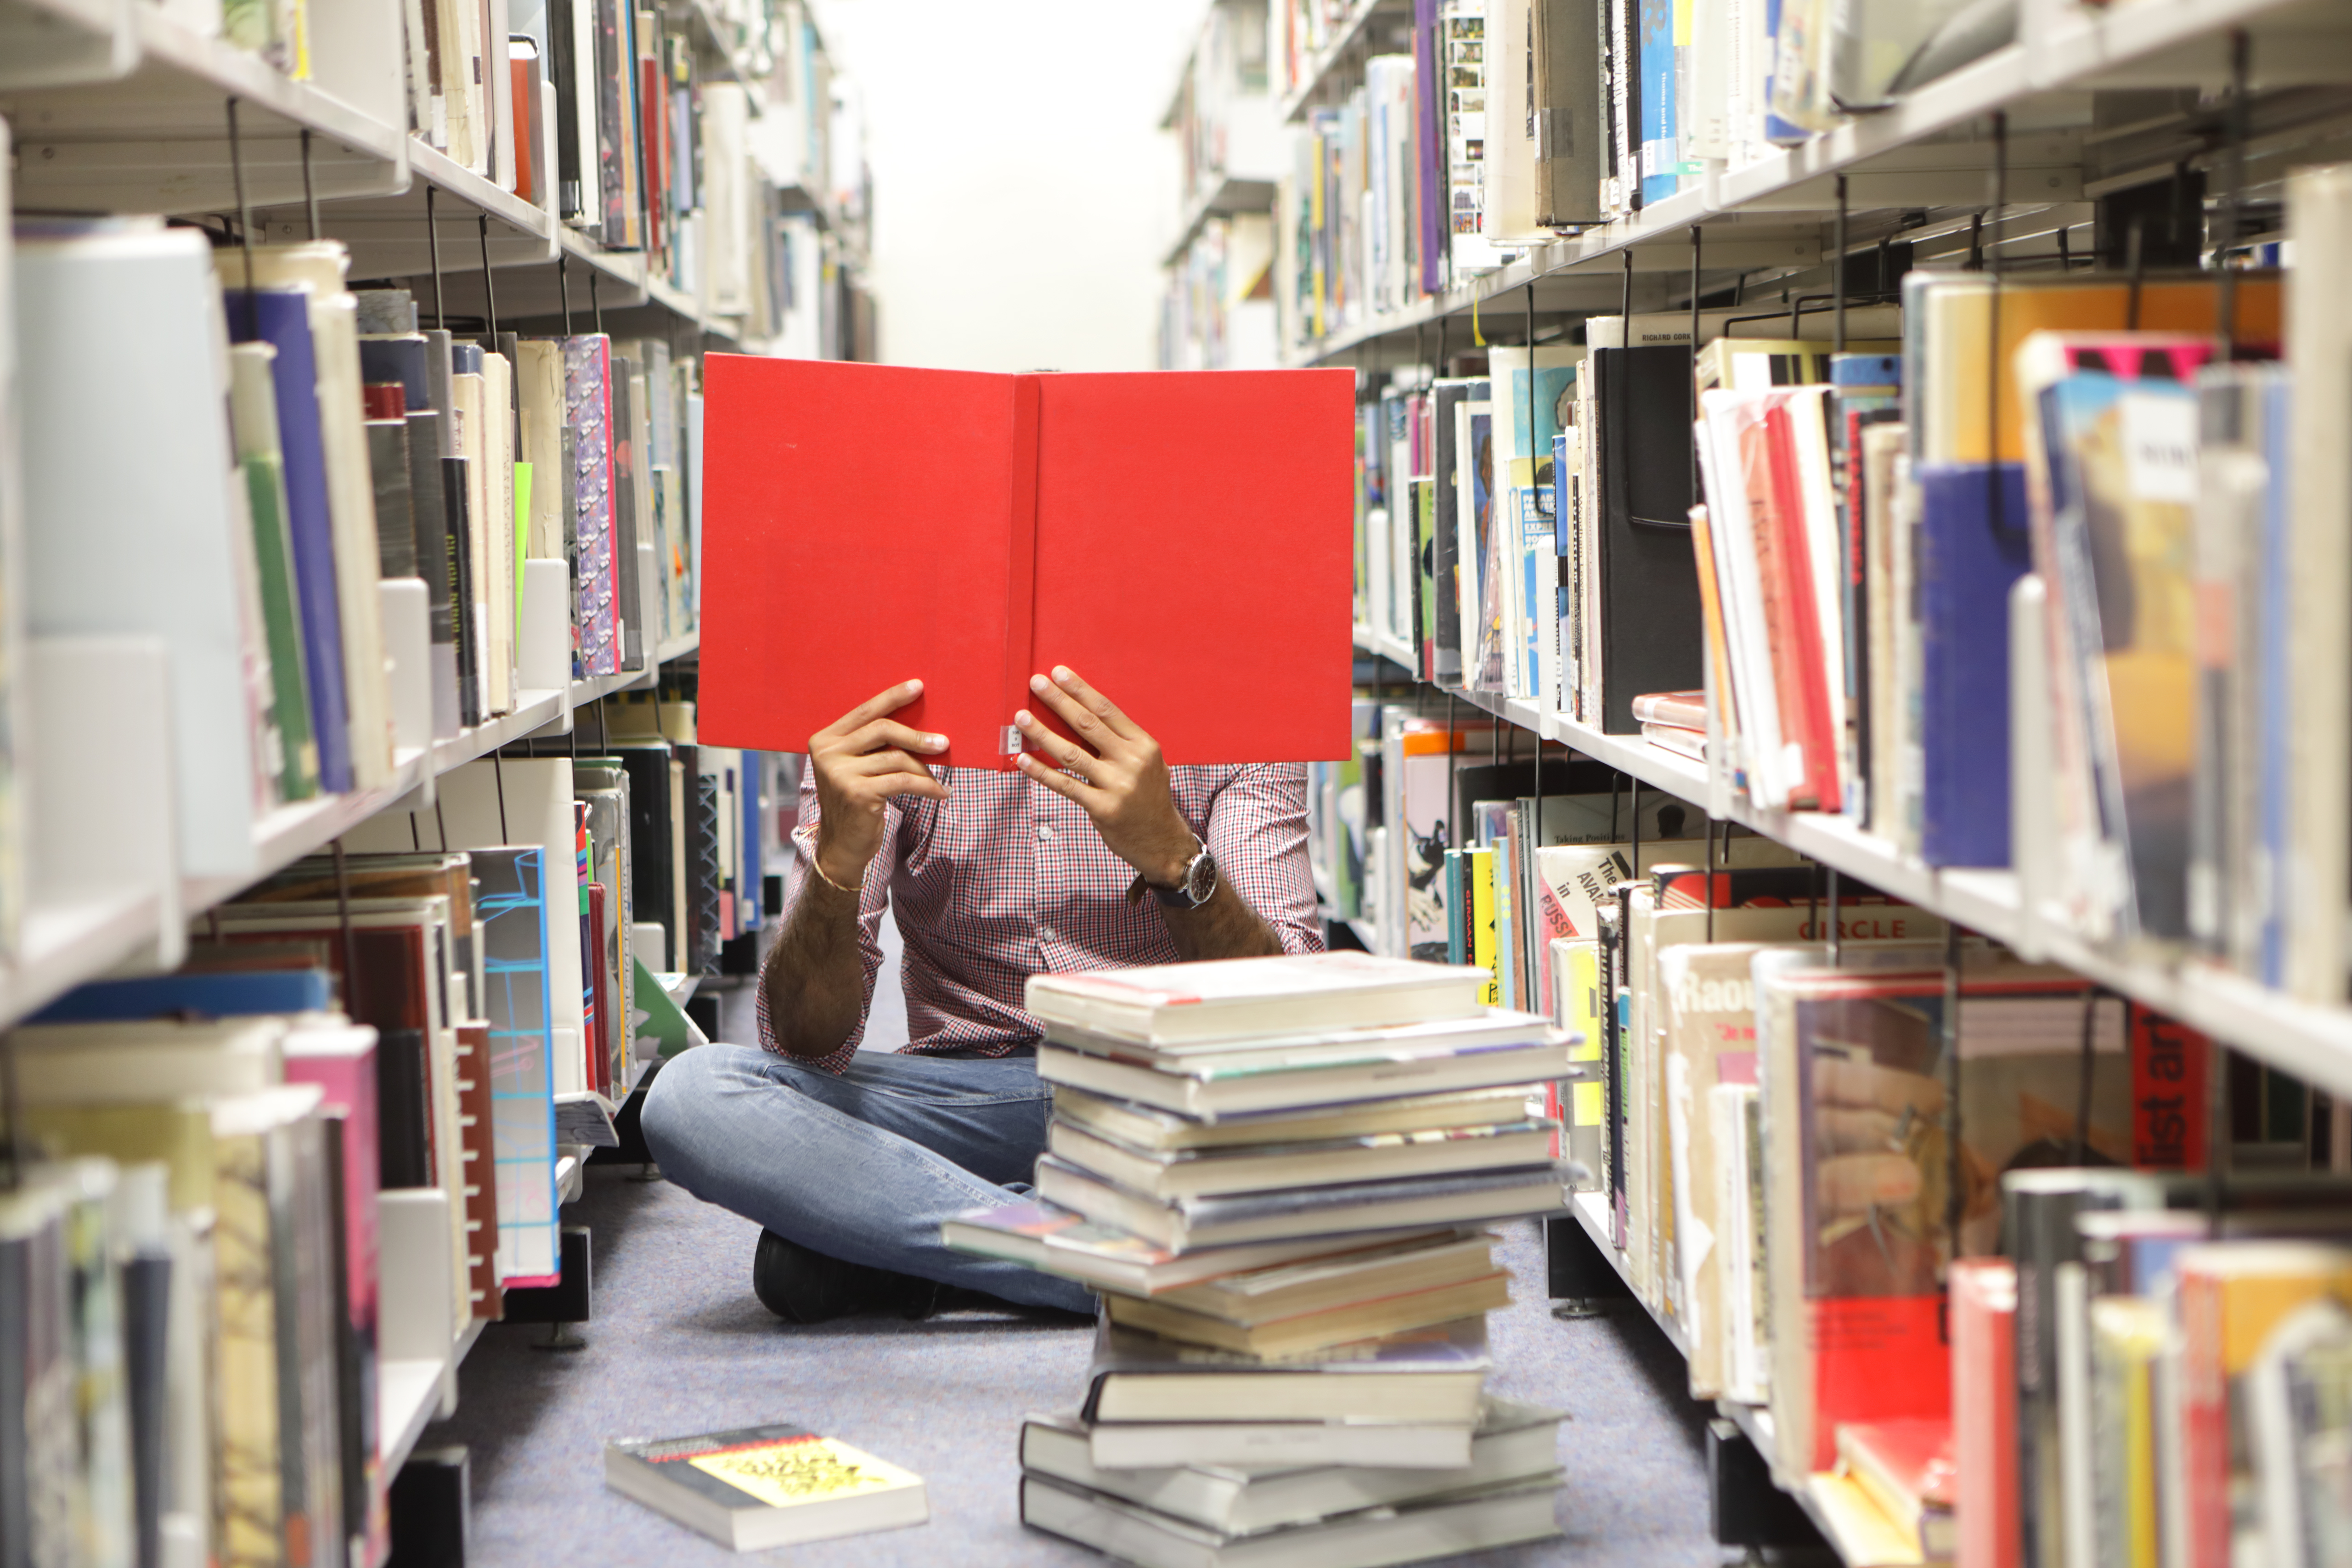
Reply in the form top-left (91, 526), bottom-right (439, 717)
top-left (564, 336), bottom-right (624, 677)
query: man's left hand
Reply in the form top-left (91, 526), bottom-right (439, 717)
top-left (1014, 666), bottom-right (1198, 887)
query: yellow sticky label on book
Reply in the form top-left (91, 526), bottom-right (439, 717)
top-left (689, 1437), bottom-right (916, 1509)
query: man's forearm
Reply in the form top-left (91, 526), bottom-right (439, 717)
top-left (759, 871), bottom-right (869, 1059)
top-left (1157, 877), bottom-right (1285, 962)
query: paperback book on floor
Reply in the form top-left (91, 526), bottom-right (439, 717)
top-left (604, 1424), bottom-right (927, 1551)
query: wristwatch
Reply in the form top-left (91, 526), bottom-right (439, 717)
top-left (1127, 834), bottom-right (1217, 911)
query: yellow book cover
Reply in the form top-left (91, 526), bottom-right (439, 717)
top-left (1468, 848), bottom-right (1498, 1007)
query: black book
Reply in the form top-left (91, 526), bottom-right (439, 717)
top-left (684, 752), bottom-right (722, 977)
top-left (548, 0), bottom-right (583, 220)
top-left (616, 744), bottom-right (677, 959)
top-left (1594, 346), bottom-right (1703, 733)
top-left (443, 456), bottom-right (480, 729)
top-left (1597, 890), bottom-right (1630, 1247)
top-left (593, 0), bottom-right (626, 246)
top-left (358, 334), bottom-right (431, 411)
top-left (120, 1245), bottom-right (170, 1568)
top-left (366, 418), bottom-right (417, 579)
top-left (321, 1111), bottom-right (371, 1557)
top-left (377, 1027), bottom-right (434, 1189)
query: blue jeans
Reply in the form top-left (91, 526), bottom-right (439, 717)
top-left (639, 1042), bottom-right (1096, 1314)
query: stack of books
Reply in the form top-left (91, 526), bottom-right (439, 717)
top-left (946, 951), bottom-right (1574, 1566)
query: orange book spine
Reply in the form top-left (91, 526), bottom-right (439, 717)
top-left (1951, 1257), bottom-right (2020, 1568)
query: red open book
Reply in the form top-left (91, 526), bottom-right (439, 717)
top-left (697, 359), bottom-right (1357, 768)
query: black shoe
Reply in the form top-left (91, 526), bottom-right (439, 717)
top-left (751, 1230), bottom-right (949, 1324)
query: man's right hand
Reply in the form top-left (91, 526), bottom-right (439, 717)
top-left (807, 680), bottom-right (950, 890)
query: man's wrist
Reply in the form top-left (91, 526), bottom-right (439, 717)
top-left (1138, 826), bottom-right (1202, 889)
top-left (810, 837), bottom-right (866, 896)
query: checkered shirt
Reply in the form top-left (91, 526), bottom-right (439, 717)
top-left (756, 763), bottom-right (1324, 1073)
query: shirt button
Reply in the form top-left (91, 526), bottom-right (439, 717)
top-left (1038, 823), bottom-right (1053, 841)
top-left (1040, 925), bottom-right (1055, 942)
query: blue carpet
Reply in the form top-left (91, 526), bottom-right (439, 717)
top-left (420, 1163), bottom-right (1733, 1565)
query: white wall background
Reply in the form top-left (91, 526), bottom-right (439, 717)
top-left (811, 0), bottom-right (1205, 373)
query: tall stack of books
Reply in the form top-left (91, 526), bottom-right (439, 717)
top-left (945, 952), bottom-right (1574, 1566)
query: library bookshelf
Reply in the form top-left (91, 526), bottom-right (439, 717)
top-left (1298, 0), bottom-right (2352, 1554)
top-left (0, 0), bottom-right (860, 1526)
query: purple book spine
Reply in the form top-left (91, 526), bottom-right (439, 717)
top-left (1414, 0), bottom-right (1444, 298)
top-left (565, 336), bottom-right (624, 677)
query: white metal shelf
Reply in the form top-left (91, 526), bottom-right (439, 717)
top-left (1162, 173), bottom-right (1280, 269)
top-left (9, 633), bottom-right (699, 1038)
top-left (1371, 620), bottom-right (2352, 1102)
top-left (1282, 0), bottom-right (2343, 368)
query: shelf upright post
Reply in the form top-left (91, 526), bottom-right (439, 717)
top-left (428, 185), bottom-right (445, 333)
top-left (592, 269), bottom-right (604, 336)
top-left (2126, 215), bottom-right (2146, 330)
top-left (479, 216), bottom-right (500, 347)
top-left (1630, 778), bottom-right (1642, 879)
top-left (1832, 176), bottom-right (1847, 356)
top-left (1827, 869), bottom-right (1841, 965)
top-left (302, 130), bottom-right (320, 242)
top-left (2072, 984), bottom-right (2103, 1163)
top-left (2217, 28), bottom-right (2251, 360)
top-left (560, 251), bottom-right (574, 337)
top-left (2, 1033), bottom-right (18, 1191)
top-left (330, 837), bottom-right (361, 1002)
top-left (1704, 800), bottom-right (1716, 943)
top-left (1942, 921), bottom-right (1963, 1258)
top-left (228, 99), bottom-right (258, 327)
top-left (1689, 224), bottom-right (1701, 509)
top-left (1986, 110), bottom-right (2008, 538)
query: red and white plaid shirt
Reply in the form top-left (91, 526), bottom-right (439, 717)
top-left (756, 763), bottom-right (1324, 1073)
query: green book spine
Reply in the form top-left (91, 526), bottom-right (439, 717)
top-left (243, 457), bottom-right (321, 801)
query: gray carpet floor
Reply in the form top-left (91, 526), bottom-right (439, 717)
top-left (419, 1163), bottom-right (1739, 1566)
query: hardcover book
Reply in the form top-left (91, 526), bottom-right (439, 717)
top-left (699, 360), bottom-right (1354, 767)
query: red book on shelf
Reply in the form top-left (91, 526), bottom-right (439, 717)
top-left (1950, 1257), bottom-right (2019, 1568)
top-left (699, 358), bottom-right (1358, 767)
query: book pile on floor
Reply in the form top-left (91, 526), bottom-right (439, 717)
top-left (945, 951), bottom-right (1576, 1566)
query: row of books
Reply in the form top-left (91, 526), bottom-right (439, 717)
top-left (7, 223), bottom-right (707, 895)
top-left (945, 953), bottom-right (1577, 1567)
top-left (0, 701), bottom-right (766, 1565)
top-left (1274, 0), bottom-right (2033, 346)
top-left (1297, 691), bottom-right (2352, 1560)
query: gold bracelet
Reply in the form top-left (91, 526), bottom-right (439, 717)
top-left (808, 852), bottom-right (860, 896)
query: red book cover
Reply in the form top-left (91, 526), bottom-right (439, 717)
top-left (1734, 413), bottom-right (1823, 808)
top-left (584, 878), bottom-right (610, 1097)
top-left (699, 360), bottom-right (1357, 767)
top-left (1950, 1257), bottom-right (2019, 1568)
top-left (510, 56), bottom-right (537, 205)
top-left (2129, 1003), bottom-right (2210, 1169)
top-left (1760, 397), bottom-right (1840, 811)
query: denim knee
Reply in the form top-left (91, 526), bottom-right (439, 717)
top-left (637, 1042), bottom-right (721, 1174)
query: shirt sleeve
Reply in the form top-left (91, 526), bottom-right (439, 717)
top-left (752, 760), bottom-right (889, 1074)
top-left (1204, 763), bottom-right (1325, 957)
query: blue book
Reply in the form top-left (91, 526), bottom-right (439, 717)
top-left (474, 845), bottom-right (561, 1285)
top-left (1444, 848), bottom-right (1466, 965)
top-left (1918, 463), bottom-right (2032, 867)
top-left (226, 288), bottom-right (353, 794)
top-left (739, 751), bottom-right (764, 933)
top-left (2256, 373), bottom-right (2293, 984)
top-left (1638, 0), bottom-right (1679, 204)
top-left (32, 969), bottom-right (334, 1023)
top-left (1760, 0), bottom-right (1808, 145)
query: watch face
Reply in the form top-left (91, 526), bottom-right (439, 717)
top-left (1184, 849), bottom-right (1217, 906)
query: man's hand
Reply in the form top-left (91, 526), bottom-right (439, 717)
top-left (808, 680), bottom-right (950, 890)
top-left (1013, 666), bottom-right (1198, 886)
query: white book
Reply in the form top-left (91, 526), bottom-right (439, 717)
top-left (1023, 1471), bottom-right (1562, 1565)
top-left (17, 223), bottom-right (262, 879)
top-left (1026, 953), bottom-right (1486, 1045)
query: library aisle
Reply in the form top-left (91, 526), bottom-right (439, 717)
top-left (429, 1192), bottom-right (1722, 1566)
